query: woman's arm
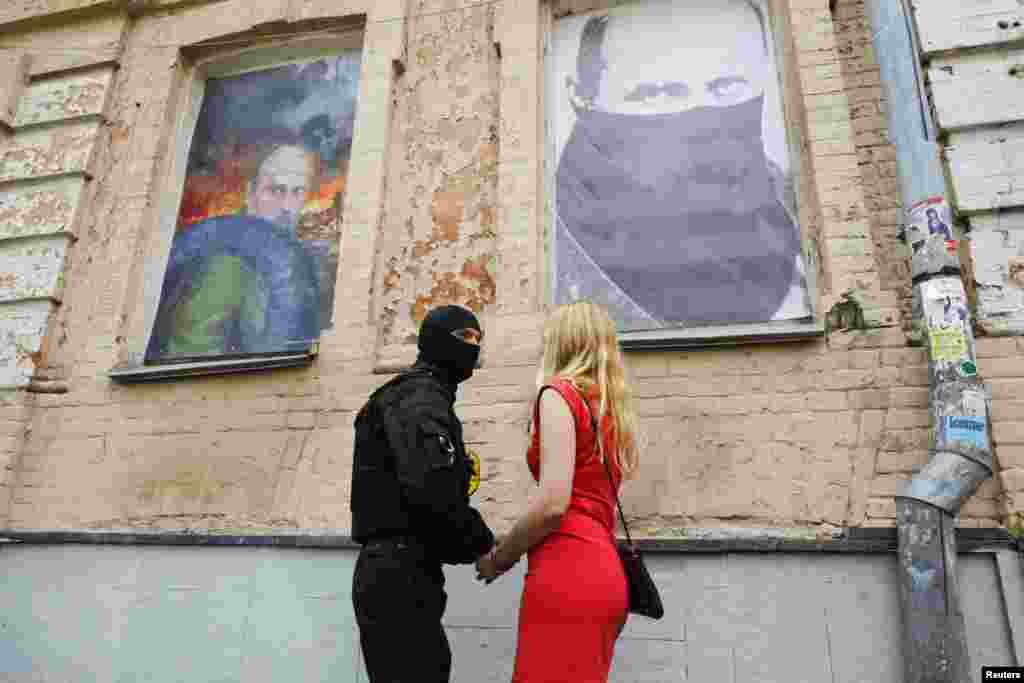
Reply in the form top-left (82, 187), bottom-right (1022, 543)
top-left (493, 387), bottom-right (576, 571)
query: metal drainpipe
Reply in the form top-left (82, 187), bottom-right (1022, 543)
top-left (861, 0), bottom-right (996, 680)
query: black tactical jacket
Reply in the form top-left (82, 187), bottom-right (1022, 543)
top-left (350, 361), bottom-right (495, 564)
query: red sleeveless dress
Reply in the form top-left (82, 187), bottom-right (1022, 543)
top-left (511, 379), bottom-right (628, 682)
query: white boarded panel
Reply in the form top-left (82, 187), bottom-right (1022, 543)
top-left (0, 299), bottom-right (53, 388)
top-left (14, 67), bottom-right (114, 127)
top-left (968, 210), bottom-right (1024, 335)
top-left (0, 120), bottom-right (100, 183)
top-left (929, 48), bottom-right (1024, 131)
top-left (914, 0), bottom-right (1024, 56)
top-left (945, 122), bottom-right (1024, 213)
top-left (0, 175), bottom-right (85, 240)
top-left (0, 235), bottom-right (69, 303)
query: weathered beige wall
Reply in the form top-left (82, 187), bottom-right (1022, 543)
top-left (831, 0), bottom-right (909, 325)
top-left (0, 0), bottom-right (1018, 536)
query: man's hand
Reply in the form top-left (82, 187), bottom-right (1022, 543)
top-left (475, 541), bottom-right (519, 584)
top-left (475, 548), bottom-right (500, 583)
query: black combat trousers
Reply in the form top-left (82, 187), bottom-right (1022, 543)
top-left (352, 538), bottom-right (450, 682)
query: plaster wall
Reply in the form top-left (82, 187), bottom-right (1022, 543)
top-left (0, 542), bottom-right (1019, 680)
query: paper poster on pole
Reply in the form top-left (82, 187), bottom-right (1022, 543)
top-left (944, 416), bottom-right (988, 450)
top-left (921, 277), bottom-right (968, 330)
top-left (906, 196), bottom-right (953, 253)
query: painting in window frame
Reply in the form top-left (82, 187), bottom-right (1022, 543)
top-left (544, 0), bottom-right (818, 347)
top-left (145, 47), bottom-right (362, 365)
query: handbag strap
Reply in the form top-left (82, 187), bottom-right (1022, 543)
top-left (537, 381), bottom-right (634, 546)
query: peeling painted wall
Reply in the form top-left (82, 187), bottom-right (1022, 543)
top-left (0, 237), bottom-right (68, 302)
top-left (969, 212), bottom-right (1024, 336)
top-left (0, 176), bottom-right (84, 240)
top-left (13, 68), bottom-right (113, 127)
top-left (0, 52), bottom-right (30, 130)
top-left (0, 121), bottom-right (101, 182)
top-left (0, 300), bottom-right (54, 385)
top-left (0, 12), bottom-right (127, 77)
top-left (376, 0), bottom-right (499, 355)
top-left (0, 59), bottom-right (115, 388)
top-left (913, 0), bottom-right (1024, 55)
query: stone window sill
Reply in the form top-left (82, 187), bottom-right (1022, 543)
top-left (108, 350), bottom-right (316, 384)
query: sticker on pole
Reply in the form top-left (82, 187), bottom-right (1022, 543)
top-left (961, 389), bottom-right (988, 422)
top-left (943, 416), bottom-right (988, 450)
top-left (929, 327), bottom-right (967, 362)
top-left (958, 360), bottom-right (977, 377)
top-left (906, 196), bottom-right (953, 252)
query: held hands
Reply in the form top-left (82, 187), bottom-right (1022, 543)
top-left (475, 538), bottom-right (518, 584)
top-left (475, 548), bottom-right (500, 584)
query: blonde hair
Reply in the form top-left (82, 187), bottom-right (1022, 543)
top-left (533, 301), bottom-right (642, 480)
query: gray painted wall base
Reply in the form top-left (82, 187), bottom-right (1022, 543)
top-left (1, 544), bottom-right (1019, 682)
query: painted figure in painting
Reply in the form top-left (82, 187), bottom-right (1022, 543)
top-left (245, 145), bottom-right (316, 234)
top-left (551, 0), bottom-right (810, 329)
top-left (145, 144), bottom-right (321, 361)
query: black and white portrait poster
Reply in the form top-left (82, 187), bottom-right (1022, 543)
top-left (546, 0), bottom-right (812, 332)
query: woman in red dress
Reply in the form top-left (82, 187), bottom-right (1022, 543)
top-left (476, 301), bottom-right (643, 682)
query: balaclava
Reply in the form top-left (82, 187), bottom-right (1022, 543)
top-left (416, 305), bottom-right (482, 385)
top-left (556, 95), bottom-right (800, 325)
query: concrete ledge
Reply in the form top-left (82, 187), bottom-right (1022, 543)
top-left (0, 529), bottom-right (363, 548)
top-left (1, 526), bottom-right (1017, 553)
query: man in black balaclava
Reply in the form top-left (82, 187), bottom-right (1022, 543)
top-left (350, 305), bottom-right (502, 683)
top-left (414, 303), bottom-right (484, 385)
top-left (553, 0), bottom-right (810, 328)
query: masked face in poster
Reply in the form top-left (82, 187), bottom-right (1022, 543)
top-left (553, 0), bottom-right (805, 326)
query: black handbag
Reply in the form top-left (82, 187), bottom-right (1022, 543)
top-left (565, 382), bottom-right (665, 620)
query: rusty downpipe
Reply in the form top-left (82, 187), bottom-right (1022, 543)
top-left (860, 0), bottom-right (996, 679)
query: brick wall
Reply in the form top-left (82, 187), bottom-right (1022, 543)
top-left (0, 392), bottom-right (32, 528)
top-left (0, 0), bottom-right (1017, 537)
top-left (832, 0), bottom-right (912, 326)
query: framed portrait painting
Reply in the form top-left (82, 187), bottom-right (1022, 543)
top-left (144, 46), bottom-right (362, 365)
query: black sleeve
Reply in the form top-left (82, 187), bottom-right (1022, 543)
top-left (383, 404), bottom-right (495, 565)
